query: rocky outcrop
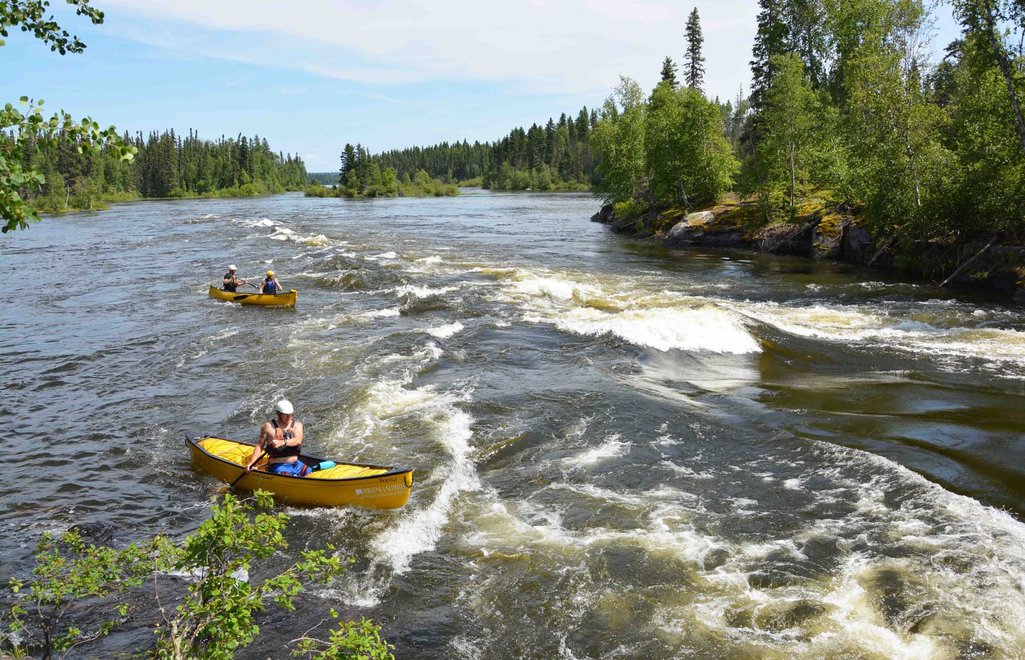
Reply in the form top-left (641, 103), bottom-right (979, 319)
top-left (666, 216), bottom-right (755, 249)
top-left (596, 202), bottom-right (1025, 299)
top-left (755, 221), bottom-right (818, 258)
top-left (590, 203), bottom-right (615, 224)
top-left (838, 220), bottom-right (894, 267)
top-left (666, 212), bottom-right (715, 240)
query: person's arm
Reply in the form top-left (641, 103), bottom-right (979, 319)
top-left (246, 424), bottom-right (275, 470)
top-left (288, 421), bottom-right (303, 449)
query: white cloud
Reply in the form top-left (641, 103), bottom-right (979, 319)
top-left (101, 0), bottom-right (759, 102)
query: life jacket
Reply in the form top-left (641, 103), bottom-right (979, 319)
top-left (224, 272), bottom-right (237, 292)
top-left (263, 278), bottom-right (278, 294)
top-left (266, 418), bottom-right (300, 458)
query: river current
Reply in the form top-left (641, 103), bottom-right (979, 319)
top-left (2, 191), bottom-right (1024, 657)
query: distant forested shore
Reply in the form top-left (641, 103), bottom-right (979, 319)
top-left (25, 129), bottom-right (308, 214)
top-left (304, 143), bottom-right (456, 198)
top-left (357, 0), bottom-right (1025, 294)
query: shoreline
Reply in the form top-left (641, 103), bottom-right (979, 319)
top-left (591, 199), bottom-right (1025, 302)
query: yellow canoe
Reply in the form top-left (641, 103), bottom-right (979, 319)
top-left (185, 435), bottom-right (413, 509)
top-left (208, 286), bottom-right (297, 307)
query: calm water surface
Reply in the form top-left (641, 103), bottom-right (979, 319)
top-left (2, 191), bottom-right (1024, 657)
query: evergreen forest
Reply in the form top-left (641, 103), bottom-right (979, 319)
top-left (372, 107), bottom-right (598, 192)
top-left (305, 143), bottom-right (457, 198)
top-left (20, 129), bottom-right (308, 213)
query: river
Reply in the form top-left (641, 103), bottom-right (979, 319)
top-left (2, 191), bottom-right (1024, 657)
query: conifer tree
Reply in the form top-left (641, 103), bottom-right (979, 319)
top-left (660, 56), bottom-right (679, 89)
top-left (684, 8), bottom-right (705, 91)
top-left (750, 0), bottom-right (789, 111)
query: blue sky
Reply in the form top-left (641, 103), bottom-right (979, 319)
top-left (1, 1), bottom-right (960, 172)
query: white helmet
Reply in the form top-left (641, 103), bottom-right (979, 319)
top-left (228, 264), bottom-right (237, 271)
top-left (275, 399), bottom-right (294, 415)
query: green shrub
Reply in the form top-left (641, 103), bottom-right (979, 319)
top-left (2, 492), bottom-right (392, 660)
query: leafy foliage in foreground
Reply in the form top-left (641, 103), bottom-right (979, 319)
top-left (1, 0), bottom-right (135, 232)
top-left (3, 530), bottom-right (151, 659)
top-left (1, 492), bottom-right (392, 660)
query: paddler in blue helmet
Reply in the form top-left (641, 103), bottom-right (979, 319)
top-left (245, 399), bottom-right (310, 476)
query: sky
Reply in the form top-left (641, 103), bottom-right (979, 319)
top-left (1, 0), bottom-right (960, 172)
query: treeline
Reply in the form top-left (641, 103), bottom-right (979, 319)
top-left (305, 143), bottom-right (456, 198)
top-left (593, 0), bottom-right (1025, 247)
top-left (23, 129), bottom-right (308, 212)
top-left (372, 108), bottom-right (599, 191)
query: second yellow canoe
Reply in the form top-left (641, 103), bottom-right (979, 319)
top-left (208, 286), bottom-right (297, 307)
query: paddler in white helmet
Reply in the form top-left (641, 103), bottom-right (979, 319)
top-left (222, 265), bottom-right (246, 292)
top-left (245, 399), bottom-right (310, 476)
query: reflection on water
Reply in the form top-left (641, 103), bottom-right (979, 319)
top-left (2, 191), bottom-right (1024, 657)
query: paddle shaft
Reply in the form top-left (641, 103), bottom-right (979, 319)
top-left (230, 450), bottom-right (266, 489)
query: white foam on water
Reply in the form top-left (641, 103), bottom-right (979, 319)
top-left (313, 341), bottom-right (480, 578)
top-left (405, 255), bottom-right (448, 274)
top-left (366, 251), bottom-right (398, 261)
top-left (232, 217), bottom-right (277, 228)
top-left (562, 436), bottom-right (629, 468)
top-left (807, 558), bottom-right (943, 658)
top-left (546, 306), bottom-right (761, 354)
top-left (268, 225), bottom-right (331, 246)
top-left (449, 636), bottom-right (484, 660)
top-left (546, 481), bottom-right (699, 508)
top-left (463, 493), bottom-right (717, 568)
top-left (705, 443), bottom-right (1025, 653)
top-left (740, 301), bottom-right (1025, 375)
top-left (426, 321), bottom-right (464, 339)
top-left (510, 273), bottom-right (589, 301)
top-left (372, 407), bottom-right (480, 574)
top-left (485, 266), bottom-right (760, 354)
top-left (450, 424), bottom-right (1025, 655)
top-left (395, 284), bottom-right (458, 299)
top-left (660, 460), bottom-right (716, 480)
top-left (362, 307), bottom-right (401, 318)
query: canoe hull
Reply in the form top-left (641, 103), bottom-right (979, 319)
top-left (185, 435), bottom-right (412, 509)
top-left (208, 286), bottom-right (297, 307)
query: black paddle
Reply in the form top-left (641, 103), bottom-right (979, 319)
top-left (229, 450), bottom-right (266, 489)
